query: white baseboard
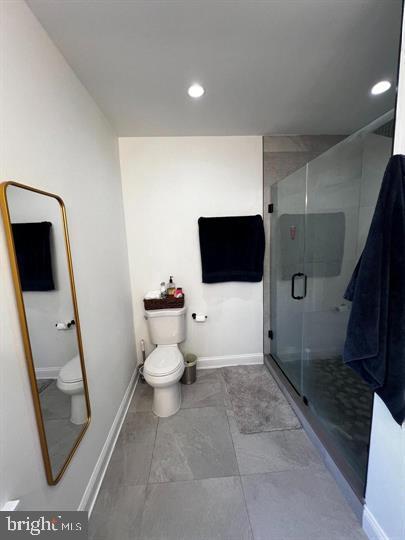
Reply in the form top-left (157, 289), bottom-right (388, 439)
top-left (35, 367), bottom-right (60, 379)
top-left (197, 353), bottom-right (263, 369)
top-left (78, 368), bottom-right (138, 516)
top-left (363, 506), bottom-right (389, 540)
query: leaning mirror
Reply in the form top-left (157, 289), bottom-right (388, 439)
top-left (0, 181), bottom-right (90, 485)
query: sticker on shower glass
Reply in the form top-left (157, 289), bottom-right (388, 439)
top-left (0, 512), bottom-right (88, 538)
top-left (289, 225), bottom-right (297, 240)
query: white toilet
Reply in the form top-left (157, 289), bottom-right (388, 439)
top-left (57, 355), bottom-right (87, 425)
top-left (143, 306), bottom-right (186, 417)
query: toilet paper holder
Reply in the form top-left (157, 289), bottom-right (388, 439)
top-left (192, 313), bottom-right (208, 321)
top-left (55, 320), bottom-right (76, 330)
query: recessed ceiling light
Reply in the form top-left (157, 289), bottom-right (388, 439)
top-left (188, 83), bottom-right (205, 98)
top-left (371, 80), bottom-right (391, 95)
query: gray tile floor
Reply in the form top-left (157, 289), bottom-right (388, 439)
top-left (89, 367), bottom-right (366, 540)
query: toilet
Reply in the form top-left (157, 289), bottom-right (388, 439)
top-left (143, 306), bottom-right (186, 417)
top-left (57, 355), bottom-right (87, 425)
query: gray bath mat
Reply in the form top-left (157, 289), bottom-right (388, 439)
top-left (222, 365), bottom-right (301, 434)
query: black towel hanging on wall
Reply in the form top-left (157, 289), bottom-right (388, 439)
top-left (198, 214), bottom-right (265, 283)
top-left (11, 221), bottom-right (55, 291)
top-left (343, 155), bottom-right (405, 425)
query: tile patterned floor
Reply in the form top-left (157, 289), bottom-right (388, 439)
top-left (89, 367), bottom-right (366, 540)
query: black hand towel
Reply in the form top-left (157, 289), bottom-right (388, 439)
top-left (343, 155), bottom-right (405, 425)
top-left (198, 215), bottom-right (265, 283)
top-left (12, 221), bottom-right (55, 291)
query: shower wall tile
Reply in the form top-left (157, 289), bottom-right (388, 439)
top-left (317, 257), bottom-right (358, 312)
top-left (263, 135), bottom-right (345, 154)
top-left (306, 179), bottom-right (362, 212)
top-left (264, 151), bottom-right (313, 186)
top-left (307, 142), bottom-right (363, 198)
top-left (360, 134), bottom-right (392, 207)
top-left (276, 167), bottom-right (306, 208)
top-left (343, 207), bottom-right (362, 262)
top-left (357, 206), bottom-right (375, 257)
top-left (303, 309), bottom-right (351, 357)
top-left (354, 133), bottom-right (391, 263)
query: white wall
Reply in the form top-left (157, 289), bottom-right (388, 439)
top-left (119, 137), bottom-right (263, 365)
top-left (363, 22), bottom-right (405, 540)
top-left (0, 1), bottom-right (136, 510)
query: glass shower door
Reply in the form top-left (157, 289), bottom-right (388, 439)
top-left (270, 167), bottom-right (307, 394)
top-left (269, 113), bottom-right (394, 494)
top-left (301, 119), bottom-right (392, 488)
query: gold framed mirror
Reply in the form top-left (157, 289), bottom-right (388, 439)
top-left (0, 181), bottom-right (91, 485)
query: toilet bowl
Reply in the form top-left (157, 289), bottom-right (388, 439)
top-left (144, 306), bottom-right (186, 417)
top-left (57, 355), bottom-right (86, 425)
top-left (143, 345), bottom-right (184, 417)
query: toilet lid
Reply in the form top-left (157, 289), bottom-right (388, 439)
top-left (144, 346), bottom-right (183, 377)
top-left (59, 355), bottom-right (83, 383)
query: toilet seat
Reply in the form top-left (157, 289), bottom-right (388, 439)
top-left (144, 345), bottom-right (184, 377)
top-left (56, 354), bottom-right (86, 424)
top-left (59, 355), bottom-right (83, 383)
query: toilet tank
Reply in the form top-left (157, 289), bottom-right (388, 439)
top-left (145, 306), bottom-right (187, 345)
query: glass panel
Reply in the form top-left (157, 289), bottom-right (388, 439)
top-left (302, 112), bottom-right (394, 485)
top-left (270, 167), bottom-right (307, 393)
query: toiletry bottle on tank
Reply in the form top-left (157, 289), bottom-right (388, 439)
top-left (167, 276), bottom-right (176, 296)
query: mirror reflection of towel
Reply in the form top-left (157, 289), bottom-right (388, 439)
top-left (198, 215), bottom-right (265, 283)
top-left (343, 155), bottom-right (405, 425)
top-left (11, 221), bottom-right (55, 291)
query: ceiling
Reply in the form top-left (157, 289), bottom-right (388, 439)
top-left (28, 0), bottom-right (402, 136)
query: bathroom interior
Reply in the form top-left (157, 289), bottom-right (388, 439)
top-left (1, 1), bottom-right (405, 540)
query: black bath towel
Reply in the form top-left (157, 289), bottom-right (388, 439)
top-left (12, 221), bottom-right (55, 291)
top-left (198, 215), bottom-right (265, 283)
top-left (343, 155), bottom-right (405, 425)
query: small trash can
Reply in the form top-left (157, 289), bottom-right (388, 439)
top-left (181, 354), bottom-right (197, 385)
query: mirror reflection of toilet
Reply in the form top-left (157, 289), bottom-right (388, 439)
top-left (143, 306), bottom-right (186, 417)
top-left (57, 355), bottom-right (86, 425)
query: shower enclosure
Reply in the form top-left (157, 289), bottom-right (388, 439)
top-left (267, 111), bottom-right (395, 497)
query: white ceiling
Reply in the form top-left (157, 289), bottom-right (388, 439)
top-left (28, 0), bottom-right (402, 136)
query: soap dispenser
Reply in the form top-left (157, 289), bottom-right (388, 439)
top-left (167, 276), bottom-right (176, 296)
